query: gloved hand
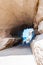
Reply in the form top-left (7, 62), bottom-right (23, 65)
top-left (22, 28), bottom-right (35, 46)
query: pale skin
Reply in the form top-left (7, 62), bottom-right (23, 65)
top-left (0, 0), bottom-right (43, 50)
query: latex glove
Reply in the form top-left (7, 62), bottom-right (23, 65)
top-left (22, 28), bottom-right (35, 46)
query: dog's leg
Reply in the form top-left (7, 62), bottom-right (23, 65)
top-left (0, 37), bottom-right (21, 50)
top-left (0, 29), bottom-right (21, 50)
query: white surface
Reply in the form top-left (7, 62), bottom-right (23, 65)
top-left (0, 46), bottom-right (32, 56)
top-left (0, 55), bottom-right (37, 65)
top-left (0, 47), bottom-right (37, 65)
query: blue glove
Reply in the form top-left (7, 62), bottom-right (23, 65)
top-left (22, 28), bottom-right (35, 46)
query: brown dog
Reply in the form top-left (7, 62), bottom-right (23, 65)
top-left (0, 0), bottom-right (43, 50)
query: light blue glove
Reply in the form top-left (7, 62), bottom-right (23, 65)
top-left (22, 28), bottom-right (35, 46)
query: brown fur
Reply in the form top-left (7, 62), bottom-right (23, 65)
top-left (0, 0), bottom-right (38, 37)
top-left (35, 0), bottom-right (43, 30)
top-left (0, 0), bottom-right (43, 51)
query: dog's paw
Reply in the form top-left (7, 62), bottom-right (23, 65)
top-left (31, 34), bottom-right (43, 65)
